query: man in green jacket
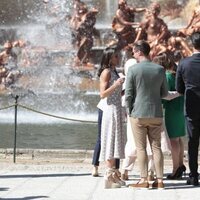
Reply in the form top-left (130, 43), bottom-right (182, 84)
top-left (125, 40), bottom-right (168, 189)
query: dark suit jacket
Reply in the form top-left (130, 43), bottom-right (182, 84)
top-left (176, 53), bottom-right (200, 119)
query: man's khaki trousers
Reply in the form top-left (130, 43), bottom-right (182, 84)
top-left (130, 117), bottom-right (163, 179)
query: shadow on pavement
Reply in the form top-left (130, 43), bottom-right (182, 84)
top-left (0, 196), bottom-right (48, 200)
top-left (0, 187), bottom-right (9, 191)
top-left (0, 173), bottom-right (91, 179)
top-left (164, 182), bottom-right (200, 190)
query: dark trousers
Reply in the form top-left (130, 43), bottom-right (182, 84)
top-left (186, 117), bottom-right (200, 177)
top-left (92, 109), bottom-right (120, 169)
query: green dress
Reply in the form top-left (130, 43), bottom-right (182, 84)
top-left (163, 71), bottom-right (185, 138)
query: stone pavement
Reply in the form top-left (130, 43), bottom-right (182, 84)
top-left (0, 149), bottom-right (200, 200)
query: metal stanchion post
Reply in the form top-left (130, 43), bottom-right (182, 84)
top-left (13, 95), bottom-right (19, 163)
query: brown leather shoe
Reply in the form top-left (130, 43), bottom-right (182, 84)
top-left (151, 181), bottom-right (164, 189)
top-left (129, 181), bottom-right (149, 189)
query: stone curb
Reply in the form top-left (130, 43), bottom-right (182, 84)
top-left (0, 148), bottom-right (183, 161)
top-left (0, 148), bottom-right (93, 162)
top-left (2, 148), bottom-right (199, 164)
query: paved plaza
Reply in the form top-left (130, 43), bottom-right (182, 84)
top-left (0, 149), bottom-right (200, 200)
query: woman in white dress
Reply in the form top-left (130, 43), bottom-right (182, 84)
top-left (98, 44), bottom-right (126, 189)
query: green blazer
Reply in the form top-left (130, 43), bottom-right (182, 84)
top-left (125, 60), bottom-right (168, 118)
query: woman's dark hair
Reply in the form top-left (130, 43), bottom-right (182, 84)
top-left (97, 44), bottom-right (119, 77)
top-left (173, 50), bottom-right (183, 63)
top-left (153, 52), bottom-right (176, 73)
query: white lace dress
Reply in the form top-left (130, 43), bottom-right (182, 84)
top-left (99, 69), bottom-right (125, 161)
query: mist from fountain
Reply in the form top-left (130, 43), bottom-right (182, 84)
top-left (0, 0), bottom-right (100, 125)
top-left (0, 0), bottom-right (102, 149)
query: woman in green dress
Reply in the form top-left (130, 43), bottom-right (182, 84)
top-left (153, 53), bottom-right (186, 179)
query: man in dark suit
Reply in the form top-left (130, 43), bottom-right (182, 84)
top-left (176, 31), bottom-right (200, 186)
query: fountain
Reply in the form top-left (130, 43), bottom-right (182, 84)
top-left (0, 0), bottom-right (101, 150)
top-left (0, 0), bottom-right (195, 150)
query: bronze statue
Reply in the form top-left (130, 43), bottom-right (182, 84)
top-left (138, 3), bottom-right (170, 47)
top-left (0, 41), bottom-right (21, 89)
top-left (112, 0), bottom-right (146, 49)
top-left (167, 35), bottom-right (192, 57)
top-left (75, 8), bottom-right (99, 66)
top-left (69, 1), bottom-right (99, 66)
top-left (0, 41), bottom-right (13, 66)
top-left (69, 0), bottom-right (88, 48)
top-left (178, 6), bottom-right (200, 37)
